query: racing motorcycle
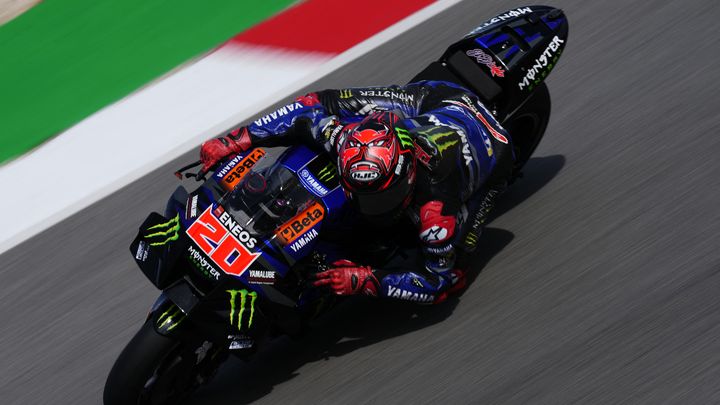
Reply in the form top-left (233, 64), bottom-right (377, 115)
top-left (103, 6), bottom-right (568, 404)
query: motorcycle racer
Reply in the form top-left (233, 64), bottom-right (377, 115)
top-left (200, 81), bottom-right (514, 304)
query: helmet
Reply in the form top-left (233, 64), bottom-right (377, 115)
top-left (337, 112), bottom-right (416, 218)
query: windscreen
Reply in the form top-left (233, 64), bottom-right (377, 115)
top-left (218, 162), bottom-right (318, 246)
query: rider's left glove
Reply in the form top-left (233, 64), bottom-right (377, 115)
top-left (200, 127), bottom-right (252, 172)
top-left (312, 260), bottom-right (380, 297)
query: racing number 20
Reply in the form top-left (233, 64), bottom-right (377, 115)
top-left (186, 207), bottom-right (260, 276)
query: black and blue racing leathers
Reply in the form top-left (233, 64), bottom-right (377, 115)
top-left (233, 80), bottom-right (514, 303)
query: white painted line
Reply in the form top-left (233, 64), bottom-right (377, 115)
top-left (0, 0), bottom-right (464, 254)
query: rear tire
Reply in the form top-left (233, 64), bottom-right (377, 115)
top-left (103, 320), bottom-right (202, 405)
top-left (502, 82), bottom-right (551, 177)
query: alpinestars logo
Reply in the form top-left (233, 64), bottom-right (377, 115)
top-left (226, 289), bottom-right (257, 330)
top-left (145, 214), bottom-right (180, 246)
top-left (420, 225), bottom-right (449, 243)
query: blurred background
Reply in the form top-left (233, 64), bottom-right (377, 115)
top-left (1, 0), bottom-right (720, 404)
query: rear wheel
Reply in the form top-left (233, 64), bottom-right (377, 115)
top-left (103, 320), bottom-right (221, 405)
top-left (502, 82), bottom-right (551, 178)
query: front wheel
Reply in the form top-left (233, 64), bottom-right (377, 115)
top-left (103, 320), bottom-right (220, 405)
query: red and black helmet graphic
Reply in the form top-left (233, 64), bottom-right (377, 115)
top-left (337, 112), bottom-right (416, 217)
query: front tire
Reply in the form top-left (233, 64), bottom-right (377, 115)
top-left (103, 320), bottom-right (205, 405)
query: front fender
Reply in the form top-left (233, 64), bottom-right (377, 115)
top-left (148, 294), bottom-right (190, 338)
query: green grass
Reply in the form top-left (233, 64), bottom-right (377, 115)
top-left (0, 0), bottom-right (295, 164)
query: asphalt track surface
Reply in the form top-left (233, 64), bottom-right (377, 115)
top-left (2, 1), bottom-right (720, 404)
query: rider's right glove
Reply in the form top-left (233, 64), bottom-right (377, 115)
top-left (200, 127), bottom-right (252, 172)
top-left (312, 260), bottom-right (380, 297)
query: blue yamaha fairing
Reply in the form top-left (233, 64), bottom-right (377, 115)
top-left (132, 144), bottom-right (359, 345)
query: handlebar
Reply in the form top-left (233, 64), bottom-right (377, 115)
top-left (174, 160), bottom-right (207, 181)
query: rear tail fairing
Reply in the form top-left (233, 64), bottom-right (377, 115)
top-left (412, 6), bottom-right (568, 120)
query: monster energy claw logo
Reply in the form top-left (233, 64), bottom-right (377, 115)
top-left (145, 214), bottom-right (180, 246)
top-left (464, 232), bottom-right (478, 246)
top-left (339, 89), bottom-right (353, 98)
top-left (317, 163), bottom-right (336, 182)
top-left (395, 128), bottom-right (414, 150)
top-left (425, 130), bottom-right (459, 154)
top-left (157, 305), bottom-right (185, 332)
top-left (227, 290), bottom-right (257, 330)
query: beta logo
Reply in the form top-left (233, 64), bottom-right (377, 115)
top-left (186, 206), bottom-right (260, 276)
top-left (275, 201), bottom-right (324, 245)
top-left (221, 148), bottom-right (266, 191)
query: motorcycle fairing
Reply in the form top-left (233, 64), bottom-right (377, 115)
top-left (185, 204), bottom-right (262, 278)
top-left (412, 6), bottom-right (568, 119)
top-left (212, 148), bottom-right (267, 191)
top-left (278, 144), bottom-right (346, 222)
top-left (130, 211), bottom-right (188, 289)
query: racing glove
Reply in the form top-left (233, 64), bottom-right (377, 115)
top-left (200, 127), bottom-right (252, 172)
top-left (312, 260), bottom-right (380, 297)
